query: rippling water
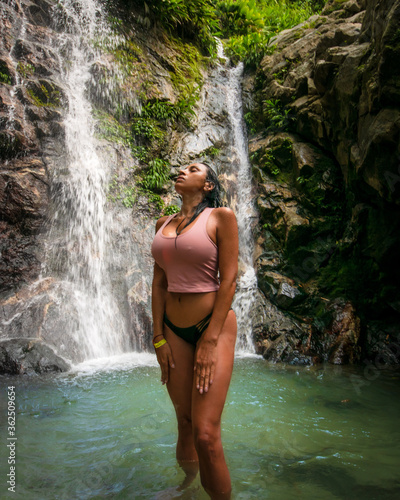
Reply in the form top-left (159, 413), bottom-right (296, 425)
top-left (1, 356), bottom-right (399, 499)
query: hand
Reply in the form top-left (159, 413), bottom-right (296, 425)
top-left (194, 338), bottom-right (217, 394)
top-left (155, 340), bottom-right (175, 385)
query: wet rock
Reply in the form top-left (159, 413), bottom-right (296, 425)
top-left (327, 299), bottom-right (362, 364)
top-left (257, 271), bottom-right (305, 310)
top-left (364, 323), bottom-right (400, 365)
top-left (0, 278), bottom-right (83, 363)
top-left (0, 338), bottom-right (71, 375)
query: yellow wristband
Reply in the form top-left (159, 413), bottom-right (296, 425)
top-left (153, 338), bottom-right (167, 349)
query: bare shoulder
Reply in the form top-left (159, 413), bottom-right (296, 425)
top-left (212, 207), bottom-right (237, 225)
top-left (155, 215), bottom-right (169, 232)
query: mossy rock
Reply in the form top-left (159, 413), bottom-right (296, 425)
top-left (266, 135), bottom-right (294, 171)
top-left (0, 59), bottom-right (12, 85)
top-left (26, 80), bottom-right (63, 108)
top-left (0, 132), bottom-right (23, 160)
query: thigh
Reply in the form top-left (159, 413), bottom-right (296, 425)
top-left (192, 310), bottom-right (237, 427)
top-left (164, 323), bottom-right (196, 417)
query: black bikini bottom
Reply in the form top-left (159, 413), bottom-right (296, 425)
top-left (163, 312), bottom-right (212, 345)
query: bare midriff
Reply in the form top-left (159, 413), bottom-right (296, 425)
top-left (165, 291), bottom-right (217, 327)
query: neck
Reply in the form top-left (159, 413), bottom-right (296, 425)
top-left (179, 193), bottom-right (205, 218)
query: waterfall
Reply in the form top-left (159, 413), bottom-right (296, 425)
top-left (44, 0), bottom-right (129, 360)
top-left (224, 63), bottom-right (258, 354)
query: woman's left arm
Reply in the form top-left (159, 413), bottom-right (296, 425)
top-left (194, 207), bottom-right (239, 394)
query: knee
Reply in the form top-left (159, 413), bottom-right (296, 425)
top-left (177, 414), bottom-right (193, 436)
top-left (193, 424), bottom-right (220, 456)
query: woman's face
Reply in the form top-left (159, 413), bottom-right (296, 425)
top-left (174, 163), bottom-right (209, 195)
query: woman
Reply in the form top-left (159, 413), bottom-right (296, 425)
top-left (151, 162), bottom-right (238, 499)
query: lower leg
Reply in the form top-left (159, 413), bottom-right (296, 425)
top-left (195, 428), bottom-right (231, 498)
top-left (176, 417), bottom-right (199, 489)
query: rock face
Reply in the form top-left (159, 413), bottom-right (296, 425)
top-left (248, 0), bottom-right (400, 364)
top-left (0, 338), bottom-right (71, 375)
top-left (0, 0), bottom-right (54, 294)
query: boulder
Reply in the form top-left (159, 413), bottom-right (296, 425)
top-left (0, 338), bottom-right (71, 375)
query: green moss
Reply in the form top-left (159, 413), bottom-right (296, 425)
top-left (168, 37), bottom-right (205, 89)
top-left (0, 72), bottom-right (11, 84)
top-left (94, 109), bottom-right (132, 146)
top-left (16, 62), bottom-right (35, 79)
top-left (27, 82), bottom-right (61, 108)
top-left (0, 60), bottom-right (12, 84)
top-left (201, 146), bottom-right (221, 158)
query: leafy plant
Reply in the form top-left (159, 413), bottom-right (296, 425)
top-left (164, 204), bottom-right (180, 215)
top-left (263, 99), bottom-right (293, 132)
top-left (0, 60), bottom-right (11, 84)
top-left (0, 71), bottom-right (11, 84)
top-left (140, 158), bottom-right (170, 191)
top-left (131, 117), bottom-right (164, 142)
top-left (141, 96), bottom-right (196, 126)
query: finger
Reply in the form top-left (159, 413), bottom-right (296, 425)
top-left (209, 363), bottom-right (215, 385)
top-left (195, 365), bottom-right (200, 390)
top-left (199, 366), bottom-right (207, 394)
top-left (204, 371), bottom-right (210, 393)
top-left (161, 358), bottom-right (169, 384)
top-left (168, 352), bottom-right (175, 369)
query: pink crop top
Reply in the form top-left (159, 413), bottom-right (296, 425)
top-left (151, 207), bottom-right (220, 293)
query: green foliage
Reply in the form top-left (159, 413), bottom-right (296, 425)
top-left (216, 0), bottom-right (264, 38)
top-left (140, 158), bottom-right (170, 191)
top-left (0, 71), bottom-right (11, 84)
top-left (123, 0), bottom-right (218, 56)
top-left (16, 62), bottom-right (35, 79)
top-left (244, 110), bottom-right (259, 135)
top-left (94, 109), bottom-right (132, 146)
top-left (217, 0), bottom-right (317, 67)
top-left (164, 204), bottom-right (180, 215)
top-left (263, 99), bottom-right (293, 132)
top-left (201, 146), bottom-right (221, 158)
top-left (131, 146), bottom-right (148, 162)
top-left (0, 60), bottom-right (11, 84)
top-left (142, 96), bottom-right (197, 126)
top-left (27, 82), bottom-right (61, 108)
top-left (131, 117), bottom-right (164, 142)
top-left (223, 31), bottom-right (276, 67)
top-left (146, 191), bottom-right (165, 212)
top-left (250, 148), bottom-right (279, 176)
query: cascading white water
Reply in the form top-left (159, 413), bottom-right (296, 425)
top-left (224, 62), bottom-right (259, 353)
top-left (45, 0), bottom-right (128, 360)
top-left (176, 42), bottom-right (259, 353)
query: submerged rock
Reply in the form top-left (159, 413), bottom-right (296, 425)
top-left (0, 338), bottom-right (71, 375)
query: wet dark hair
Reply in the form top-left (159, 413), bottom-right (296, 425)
top-left (175, 162), bottom-right (223, 238)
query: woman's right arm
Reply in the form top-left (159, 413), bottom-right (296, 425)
top-left (152, 219), bottom-right (175, 383)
